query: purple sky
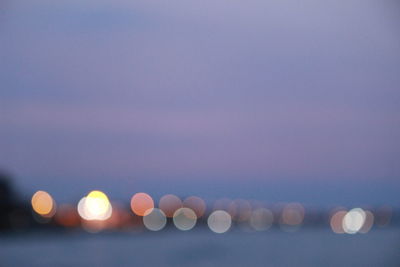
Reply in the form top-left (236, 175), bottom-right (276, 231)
top-left (1, 0), bottom-right (399, 205)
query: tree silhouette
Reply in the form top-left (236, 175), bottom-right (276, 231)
top-left (0, 170), bottom-right (17, 230)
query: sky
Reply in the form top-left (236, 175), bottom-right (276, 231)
top-left (0, 0), bottom-right (399, 206)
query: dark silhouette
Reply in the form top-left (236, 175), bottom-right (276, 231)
top-left (0, 171), bottom-right (14, 203)
top-left (0, 171), bottom-right (15, 229)
top-left (0, 171), bottom-right (31, 231)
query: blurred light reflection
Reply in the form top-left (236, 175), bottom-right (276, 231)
top-left (173, 208), bottom-right (197, 231)
top-left (359, 210), bottom-right (374, 234)
top-left (159, 194), bottom-right (182, 218)
top-left (208, 210), bottom-right (232, 234)
top-left (330, 210), bottom-right (347, 234)
top-left (183, 196), bottom-right (206, 218)
top-left (77, 191), bottom-right (112, 221)
top-left (130, 193), bottom-right (154, 216)
top-left (249, 208), bottom-right (274, 231)
top-left (143, 208), bottom-right (167, 231)
top-left (31, 191), bottom-right (56, 218)
top-left (343, 208), bottom-right (366, 234)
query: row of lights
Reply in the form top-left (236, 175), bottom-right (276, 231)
top-left (31, 190), bottom-right (391, 234)
top-left (31, 190), bottom-right (233, 233)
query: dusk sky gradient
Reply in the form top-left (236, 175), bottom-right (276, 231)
top-left (1, 0), bottom-right (399, 205)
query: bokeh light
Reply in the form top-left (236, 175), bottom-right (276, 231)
top-left (23, 190), bottom-right (392, 235)
top-left (280, 203), bottom-right (305, 227)
top-left (143, 208), bottom-right (167, 231)
top-left (183, 196), bottom-right (206, 218)
top-left (359, 210), bottom-right (374, 234)
top-left (173, 208), bottom-right (197, 231)
top-left (159, 194), bottom-right (182, 218)
top-left (343, 208), bottom-right (366, 234)
top-left (330, 210), bottom-right (347, 234)
top-left (77, 190), bottom-right (112, 221)
top-left (86, 191), bottom-right (111, 218)
top-left (208, 210), bottom-right (232, 234)
top-left (31, 191), bottom-right (56, 218)
top-left (249, 208), bottom-right (274, 231)
top-left (228, 199), bottom-right (252, 222)
top-left (77, 197), bottom-right (90, 220)
top-left (130, 193), bottom-right (154, 216)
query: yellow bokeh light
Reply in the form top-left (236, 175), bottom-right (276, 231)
top-left (31, 191), bottom-right (56, 217)
top-left (77, 190), bottom-right (112, 221)
top-left (86, 191), bottom-right (110, 216)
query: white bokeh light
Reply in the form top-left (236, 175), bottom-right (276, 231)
top-left (143, 208), bottom-right (167, 231)
top-left (173, 208), bottom-right (197, 231)
top-left (208, 210), bottom-right (232, 234)
top-left (343, 208), bottom-right (366, 234)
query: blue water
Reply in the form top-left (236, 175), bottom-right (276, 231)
top-left (1, 229), bottom-right (399, 266)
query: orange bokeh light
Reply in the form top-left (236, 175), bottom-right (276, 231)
top-left (31, 191), bottom-right (56, 217)
top-left (130, 193), bottom-right (154, 216)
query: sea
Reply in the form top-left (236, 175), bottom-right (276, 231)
top-left (0, 228), bottom-right (399, 267)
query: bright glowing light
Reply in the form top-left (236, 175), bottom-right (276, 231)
top-left (343, 208), bottom-right (366, 234)
top-left (183, 196), bottom-right (206, 218)
top-left (208, 210), bottom-right (232, 234)
top-left (77, 191), bottom-right (112, 221)
top-left (86, 191), bottom-right (111, 217)
top-left (359, 210), bottom-right (374, 234)
top-left (130, 193), bottom-right (154, 216)
top-left (159, 194), bottom-right (182, 218)
top-left (143, 208), bottom-right (167, 231)
top-left (330, 210), bottom-right (347, 234)
top-left (173, 208), bottom-right (197, 231)
top-left (31, 191), bottom-right (56, 217)
top-left (77, 197), bottom-right (90, 220)
top-left (249, 208), bottom-right (274, 231)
